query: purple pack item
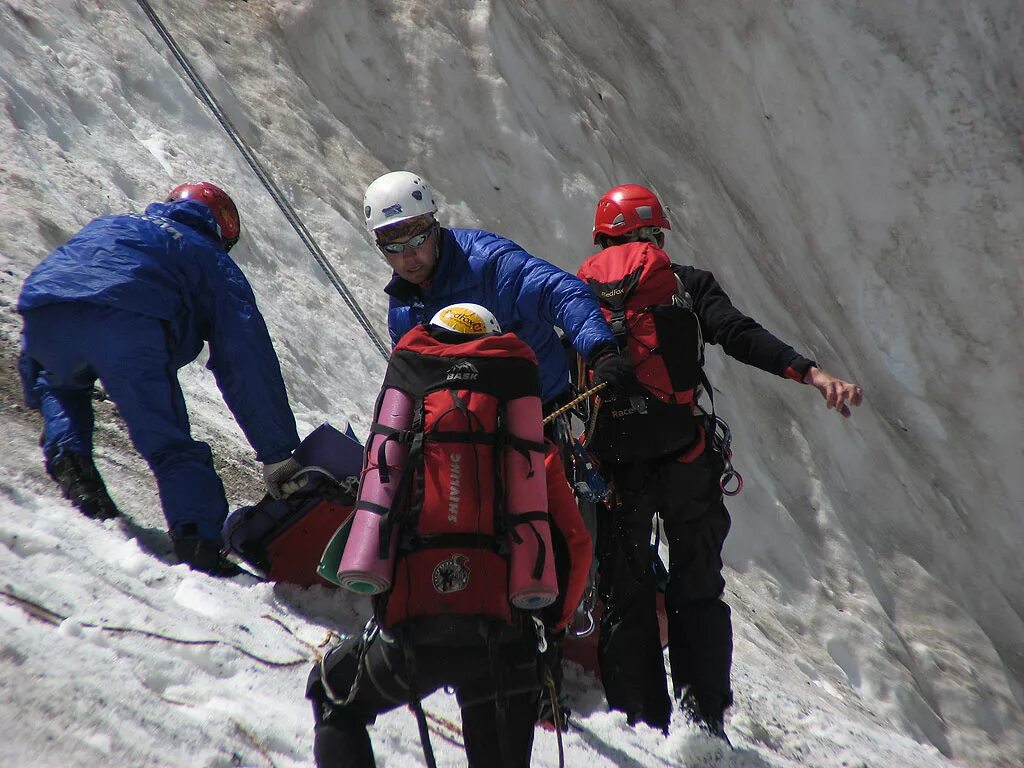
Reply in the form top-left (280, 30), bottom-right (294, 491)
top-left (223, 423), bottom-right (363, 584)
top-left (292, 423), bottom-right (365, 482)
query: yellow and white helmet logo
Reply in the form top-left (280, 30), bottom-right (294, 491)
top-left (430, 303), bottom-right (501, 336)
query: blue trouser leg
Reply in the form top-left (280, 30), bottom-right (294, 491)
top-left (37, 372), bottom-right (96, 460)
top-left (22, 315), bottom-right (99, 461)
top-left (18, 343), bottom-right (43, 409)
top-left (86, 322), bottom-right (228, 542)
top-left (21, 304), bottom-right (228, 542)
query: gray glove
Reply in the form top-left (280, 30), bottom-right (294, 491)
top-left (262, 457), bottom-right (302, 499)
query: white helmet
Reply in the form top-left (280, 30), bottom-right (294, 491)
top-left (363, 171), bottom-right (438, 233)
top-left (430, 303), bottom-right (502, 336)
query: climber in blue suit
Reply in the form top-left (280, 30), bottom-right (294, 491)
top-left (17, 182), bottom-right (300, 575)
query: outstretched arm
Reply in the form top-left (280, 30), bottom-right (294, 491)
top-left (204, 251), bottom-right (300, 462)
top-left (803, 367), bottom-right (864, 418)
top-left (490, 243), bottom-right (614, 361)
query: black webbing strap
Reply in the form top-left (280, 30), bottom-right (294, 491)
top-left (401, 632), bottom-right (437, 768)
top-left (369, 423), bottom-right (416, 485)
top-left (504, 434), bottom-right (548, 481)
top-left (378, 400), bottom-right (426, 559)
top-left (492, 405), bottom-right (511, 556)
top-left (700, 368), bottom-right (716, 419)
top-left (410, 698), bottom-right (436, 768)
top-left (352, 500), bottom-right (389, 516)
top-left (486, 629), bottom-right (514, 768)
top-left (504, 511), bottom-right (549, 580)
top-left (609, 307), bottom-right (628, 342)
top-left (427, 431), bottom-right (497, 445)
top-left (404, 533), bottom-right (502, 552)
top-left (527, 522), bottom-right (547, 581)
top-left (506, 511), bottom-right (549, 524)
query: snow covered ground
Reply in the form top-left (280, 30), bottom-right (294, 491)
top-left (1, 1), bottom-right (1022, 766)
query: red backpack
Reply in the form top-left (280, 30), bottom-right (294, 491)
top-left (365, 325), bottom-right (558, 645)
top-left (577, 241), bottom-right (705, 463)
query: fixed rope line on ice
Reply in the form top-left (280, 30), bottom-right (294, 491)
top-left (135, 0), bottom-right (390, 360)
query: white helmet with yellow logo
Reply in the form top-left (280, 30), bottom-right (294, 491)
top-left (429, 303), bottom-right (501, 336)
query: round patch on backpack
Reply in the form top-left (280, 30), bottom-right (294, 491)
top-left (432, 554), bottom-right (470, 593)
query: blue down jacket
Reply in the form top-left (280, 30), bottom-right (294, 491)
top-left (386, 228), bottom-right (614, 403)
top-left (18, 199), bottom-right (298, 462)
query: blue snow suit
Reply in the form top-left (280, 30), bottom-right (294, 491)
top-left (17, 200), bottom-right (299, 542)
top-left (385, 228), bottom-right (614, 404)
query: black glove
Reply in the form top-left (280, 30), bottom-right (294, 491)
top-left (590, 349), bottom-right (638, 396)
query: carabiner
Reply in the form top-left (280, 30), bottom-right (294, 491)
top-left (720, 468), bottom-right (744, 496)
top-left (710, 415), bottom-right (743, 496)
top-left (570, 609), bottom-right (596, 639)
top-left (531, 615), bottom-right (549, 654)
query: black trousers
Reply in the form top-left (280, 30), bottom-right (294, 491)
top-left (597, 446), bottom-right (733, 731)
top-left (307, 626), bottom-right (541, 768)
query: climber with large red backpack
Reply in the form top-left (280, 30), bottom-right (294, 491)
top-left (306, 304), bottom-right (592, 768)
top-left (578, 184), bottom-right (864, 742)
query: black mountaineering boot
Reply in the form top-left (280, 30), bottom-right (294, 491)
top-left (46, 452), bottom-right (120, 520)
top-left (171, 523), bottom-right (243, 577)
top-left (679, 688), bottom-right (732, 747)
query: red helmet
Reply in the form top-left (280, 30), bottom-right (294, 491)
top-left (166, 182), bottom-right (241, 251)
top-left (592, 183), bottom-right (670, 244)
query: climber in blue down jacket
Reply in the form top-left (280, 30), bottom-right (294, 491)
top-left (17, 182), bottom-right (300, 576)
top-left (363, 170), bottom-right (632, 406)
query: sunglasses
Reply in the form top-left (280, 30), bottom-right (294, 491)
top-left (628, 226), bottom-right (663, 241)
top-left (378, 222), bottom-right (437, 254)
